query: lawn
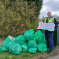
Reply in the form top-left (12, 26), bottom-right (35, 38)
top-left (0, 51), bottom-right (47, 59)
top-left (0, 47), bottom-right (58, 59)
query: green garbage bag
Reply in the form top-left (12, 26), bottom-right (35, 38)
top-left (0, 36), bottom-right (15, 52)
top-left (0, 46), bottom-right (8, 52)
top-left (1, 36), bottom-right (11, 51)
top-left (44, 39), bottom-right (47, 44)
top-left (7, 41), bottom-right (15, 49)
top-left (0, 46), bottom-right (1, 50)
top-left (33, 30), bottom-right (44, 43)
top-left (0, 46), bottom-right (2, 52)
top-left (28, 48), bottom-right (37, 53)
top-left (14, 35), bottom-right (26, 45)
top-left (8, 35), bottom-right (15, 41)
top-left (9, 41), bottom-right (22, 55)
top-left (28, 40), bottom-right (37, 48)
top-left (38, 43), bottom-right (47, 52)
top-left (24, 29), bottom-right (34, 40)
top-left (22, 43), bottom-right (28, 52)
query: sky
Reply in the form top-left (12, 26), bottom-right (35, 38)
top-left (39, 0), bottom-right (59, 19)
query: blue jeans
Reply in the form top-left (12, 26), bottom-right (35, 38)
top-left (45, 31), bottom-right (54, 51)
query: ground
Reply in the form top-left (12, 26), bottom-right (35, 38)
top-left (0, 40), bottom-right (59, 59)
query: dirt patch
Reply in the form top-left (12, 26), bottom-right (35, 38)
top-left (33, 48), bottom-right (59, 59)
top-left (30, 48), bottom-right (59, 59)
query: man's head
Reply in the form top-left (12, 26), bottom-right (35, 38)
top-left (47, 12), bottom-right (52, 18)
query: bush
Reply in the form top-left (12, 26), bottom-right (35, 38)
top-left (0, 0), bottom-right (39, 39)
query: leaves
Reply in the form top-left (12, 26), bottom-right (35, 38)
top-left (0, 0), bottom-right (40, 38)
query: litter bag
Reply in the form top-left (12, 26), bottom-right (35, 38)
top-left (33, 30), bottom-right (44, 43)
top-left (38, 43), bottom-right (47, 52)
top-left (22, 43), bottom-right (28, 52)
top-left (24, 29), bottom-right (34, 40)
top-left (9, 41), bottom-right (22, 55)
top-left (28, 48), bottom-right (37, 53)
top-left (28, 40), bottom-right (37, 48)
top-left (14, 35), bottom-right (26, 45)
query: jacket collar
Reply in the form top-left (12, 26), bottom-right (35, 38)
top-left (47, 16), bottom-right (53, 19)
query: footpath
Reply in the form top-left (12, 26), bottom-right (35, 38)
top-left (48, 55), bottom-right (59, 59)
top-left (47, 45), bottom-right (59, 59)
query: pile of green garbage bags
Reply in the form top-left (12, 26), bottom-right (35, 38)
top-left (0, 29), bottom-right (47, 55)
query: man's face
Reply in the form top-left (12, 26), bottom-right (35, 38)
top-left (47, 12), bottom-right (52, 18)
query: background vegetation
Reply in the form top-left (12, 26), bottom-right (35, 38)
top-left (0, 0), bottom-right (42, 39)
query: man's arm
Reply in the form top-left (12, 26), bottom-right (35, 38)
top-left (54, 18), bottom-right (58, 30)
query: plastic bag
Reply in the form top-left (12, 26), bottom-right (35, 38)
top-left (38, 43), bottom-right (47, 52)
top-left (22, 43), bottom-right (28, 52)
top-left (0, 36), bottom-right (15, 52)
top-left (8, 35), bottom-right (15, 41)
top-left (28, 40), bottom-right (37, 48)
top-left (0, 46), bottom-right (1, 50)
top-left (24, 29), bottom-right (34, 40)
top-left (0, 46), bottom-right (8, 52)
top-left (28, 48), bottom-right (37, 53)
top-left (44, 39), bottom-right (47, 44)
top-left (0, 36), bottom-right (11, 51)
top-left (0, 46), bottom-right (1, 52)
top-left (9, 41), bottom-right (22, 55)
top-left (0, 47), bottom-right (1, 52)
top-left (33, 30), bottom-right (44, 43)
top-left (14, 35), bottom-right (26, 45)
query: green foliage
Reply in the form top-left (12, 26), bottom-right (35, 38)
top-left (0, 0), bottom-right (39, 38)
top-left (26, 0), bottom-right (42, 15)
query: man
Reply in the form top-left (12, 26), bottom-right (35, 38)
top-left (44, 12), bottom-right (58, 53)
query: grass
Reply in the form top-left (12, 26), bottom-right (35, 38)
top-left (0, 47), bottom-right (57, 59)
top-left (0, 51), bottom-right (47, 59)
